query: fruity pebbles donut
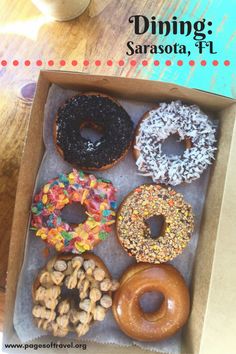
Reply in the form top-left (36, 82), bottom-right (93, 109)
top-left (55, 93), bottom-right (134, 170)
top-left (31, 170), bottom-right (117, 253)
top-left (116, 184), bottom-right (194, 263)
top-left (134, 100), bottom-right (217, 185)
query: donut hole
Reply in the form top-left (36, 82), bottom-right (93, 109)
top-left (80, 122), bottom-right (104, 143)
top-left (145, 215), bottom-right (166, 239)
top-left (139, 291), bottom-right (164, 313)
top-left (60, 286), bottom-right (81, 308)
top-left (59, 286), bottom-right (84, 313)
top-left (162, 133), bottom-right (188, 157)
top-left (61, 202), bottom-right (87, 225)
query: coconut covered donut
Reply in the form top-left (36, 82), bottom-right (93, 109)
top-left (32, 253), bottom-right (119, 338)
top-left (134, 100), bottom-right (217, 185)
top-left (112, 263), bottom-right (190, 342)
top-left (55, 92), bottom-right (134, 170)
top-left (116, 184), bottom-right (194, 263)
top-left (31, 170), bottom-right (117, 253)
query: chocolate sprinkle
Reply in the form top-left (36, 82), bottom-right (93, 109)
top-left (56, 94), bottom-right (134, 169)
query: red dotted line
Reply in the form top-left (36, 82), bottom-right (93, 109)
top-left (0, 59), bottom-right (231, 67)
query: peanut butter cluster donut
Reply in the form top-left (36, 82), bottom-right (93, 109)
top-left (32, 254), bottom-right (119, 338)
top-left (116, 184), bottom-right (194, 263)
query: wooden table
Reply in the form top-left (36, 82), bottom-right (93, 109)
top-left (0, 0), bottom-right (235, 346)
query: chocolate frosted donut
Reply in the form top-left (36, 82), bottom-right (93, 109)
top-left (55, 93), bottom-right (134, 170)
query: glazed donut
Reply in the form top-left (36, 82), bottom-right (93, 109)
top-left (55, 92), bottom-right (134, 170)
top-left (32, 253), bottom-right (119, 338)
top-left (116, 184), bottom-right (194, 263)
top-left (31, 169), bottom-right (117, 253)
top-left (112, 263), bottom-right (190, 342)
top-left (134, 100), bottom-right (217, 185)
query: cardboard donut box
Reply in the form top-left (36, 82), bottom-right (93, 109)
top-left (3, 71), bottom-right (236, 354)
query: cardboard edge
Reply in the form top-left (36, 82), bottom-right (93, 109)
top-left (182, 103), bottom-right (236, 354)
top-left (193, 88), bottom-right (234, 100)
top-left (3, 71), bottom-right (51, 345)
top-left (198, 104), bottom-right (236, 354)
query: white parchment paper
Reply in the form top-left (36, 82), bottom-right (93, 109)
top-left (13, 84), bottom-right (215, 354)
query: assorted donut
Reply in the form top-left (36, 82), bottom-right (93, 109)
top-left (55, 93), bottom-right (134, 170)
top-left (116, 184), bottom-right (194, 264)
top-left (32, 254), bottom-right (119, 338)
top-left (134, 101), bottom-right (217, 185)
top-left (112, 263), bottom-right (190, 341)
top-left (31, 169), bottom-right (117, 253)
top-left (29, 94), bottom-right (217, 344)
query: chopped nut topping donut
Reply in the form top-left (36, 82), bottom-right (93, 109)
top-left (134, 101), bottom-right (217, 186)
top-left (32, 254), bottom-right (118, 338)
top-left (116, 184), bottom-right (194, 263)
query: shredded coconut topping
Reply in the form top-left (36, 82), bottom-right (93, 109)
top-left (135, 101), bottom-right (217, 185)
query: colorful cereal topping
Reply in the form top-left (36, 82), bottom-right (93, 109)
top-left (31, 170), bottom-right (117, 253)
